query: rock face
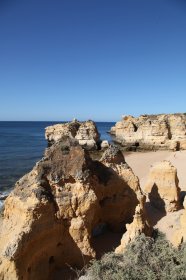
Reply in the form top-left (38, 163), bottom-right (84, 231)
top-left (0, 142), bottom-right (143, 280)
top-left (110, 114), bottom-right (186, 150)
top-left (144, 161), bottom-right (180, 212)
top-left (100, 140), bottom-right (109, 149)
top-left (115, 203), bottom-right (152, 253)
top-left (172, 197), bottom-right (186, 246)
top-left (45, 120), bottom-right (100, 150)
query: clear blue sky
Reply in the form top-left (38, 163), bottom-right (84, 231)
top-left (0, 0), bottom-right (186, 121)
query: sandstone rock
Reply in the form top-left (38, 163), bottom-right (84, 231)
top-left (183, 196), bottom-right (186, 209)
top-left (100, 140), bottom-right (109, 149)
top-left (45, 120), bottom-right (80, 144)
top-left (144, 161), bottom-right (180, 212)
top-left (110, 114), bottom-right (186, 150)
top-left (101, 146), bottom-right (152, 253)
top-left (45, 120), bottom-right (100, 150)
top-left (115, 203), bottom-right (152, 253)
top-left (0, 142), bottom-right (142, 280)
top-left (100, 145), bottom-right (124, 165)
top-left (75, 121), bottom-right (100, 150)
top-left (171, 197), bottom-right (186, 247)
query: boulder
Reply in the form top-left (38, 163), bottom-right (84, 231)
top-left (0, 142), bottom-right (143, 280)
top-left (144, 161), bottom-right (180, 212)
top-left (45, 120), bottom-right (100, 150)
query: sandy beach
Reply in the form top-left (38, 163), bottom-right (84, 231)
top-left (125, 150), bottom-right (186, 191)
top-left (125, 150), bottom-right (186, 242)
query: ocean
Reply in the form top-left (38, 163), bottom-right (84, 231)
top-left (0, 121), bottom-right (115, 198)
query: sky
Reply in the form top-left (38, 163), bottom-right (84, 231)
top-left (0, 0), bottom-right (186, 121)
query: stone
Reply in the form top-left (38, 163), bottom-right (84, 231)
top-left (115, 203), bottom-right (152, 253)
top-left (0, 143), bottom-right (143, 280)
top-left (144, 161), bottom-right (180, 212)
top-left (45, 120), bottom-right (100, 150)
top-left (171, 197), bottom-right (186, 247)
top-left (183, 196), bottom-right (186, 209)
top-left (110, 114), bottom-right (186, 150)
top-left (100, 140), bottom-right (109, 149)
top-left (100, 145), bottom-right (125, 165)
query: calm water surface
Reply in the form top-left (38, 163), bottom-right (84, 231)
top-left (0, 121), bottom-right (115, 193)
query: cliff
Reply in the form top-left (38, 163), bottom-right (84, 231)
top-left (110, 114), bottom-right (186, 151)
top-left (0, 140), bottom-right (147, 280)
top-left (1, 120), bottom-right (186, 279)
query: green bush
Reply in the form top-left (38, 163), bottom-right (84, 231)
top-left (82, 232), bottom-right (186, 280)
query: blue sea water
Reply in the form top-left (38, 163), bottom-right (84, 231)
top-left (0, 121), bottom-right (115, 194)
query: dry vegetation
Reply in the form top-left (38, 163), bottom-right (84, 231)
top-left (81, 232), bottom-right (186, 280)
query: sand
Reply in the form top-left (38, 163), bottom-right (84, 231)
top-left (125, 150), bottom-right (186, 242)
top-left (125, 150), bottom-right (186, 190)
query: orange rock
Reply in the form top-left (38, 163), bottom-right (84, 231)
top-left (110, 114), bottom-right (186, 151)
top-left (115, 203), bottom-right (152, 253)
top-left (144, 161), bottom-right (180, 212)
top-left (45, 120), bottom-right (100, 150)
top-left (0, 144), bottom-right (143, 279)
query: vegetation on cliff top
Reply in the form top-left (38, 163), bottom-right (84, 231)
top-left (81, 232), bottom-right (186, 280)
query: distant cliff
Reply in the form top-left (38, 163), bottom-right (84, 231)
top-left (110, 114), bottom-right (186, 151)
top-left (45, 120), bottom-right (101, 150)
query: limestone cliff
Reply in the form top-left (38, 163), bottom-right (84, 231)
top-left (110, 114), bottom-right (186, 150)
top-left (0, 142), bottom-right (144, 280)
top-left (45, 120), bottom-right (100, 150)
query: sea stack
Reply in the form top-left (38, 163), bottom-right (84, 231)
top-left (45, 120), bottom-right (101, 150)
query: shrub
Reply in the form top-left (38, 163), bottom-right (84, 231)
top-left (82, 232), bottom-right (186, 280)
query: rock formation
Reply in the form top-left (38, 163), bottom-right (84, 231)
top-left (115, 203), bottom-right (152, 253)
top-left (45, 120), bottom-right (100, 150)
top-left (144, 161), bottom-right (180, 212)
top-left (0, 141), bottom-right (144, 280)
top-left (100, 140), bottom-right (109, 149)
top-left (171, 197), bottom-right (186, 247)
top-left (110, 114), bottom-right (186, 150)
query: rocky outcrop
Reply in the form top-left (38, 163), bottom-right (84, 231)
top-left (144, 161), bottom-right (180, 212)
top-left (100, 140), bottom-right (109, 149)
top-left (115, 203), bottom-right (152, 253)
top-left (171, 197), bottom-right (186, 247)
top-left (0, 142), bottom-right (143, 280)
top-left (45, 120), bottom-right (100, 150)
top-left (110, 114), bottom-right (186, 150)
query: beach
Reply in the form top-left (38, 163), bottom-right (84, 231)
top-left (125, 150), bottom-right (186, 243)
top-left (125, 150), bottom-right (186, 191)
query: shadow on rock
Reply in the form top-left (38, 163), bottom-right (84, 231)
top-left (145, 184), bottom-right (166, 226)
